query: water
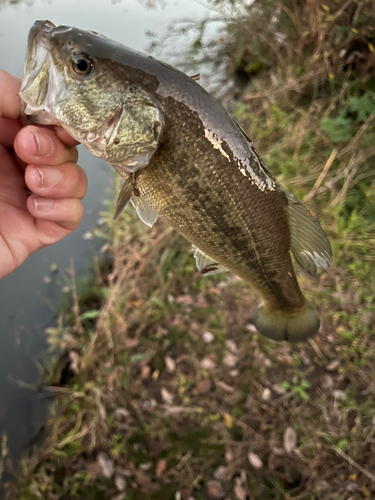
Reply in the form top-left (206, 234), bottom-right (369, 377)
top-left (0, 0), bottom-right (212, 476)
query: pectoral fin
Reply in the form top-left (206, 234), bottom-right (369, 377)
top-left (131, 193), bottom-right (158, 227)
top-left (192, 245), bottom-right (229, 276)
top-left (285, 191), bottom-right (332, 275)
top-left (113, 176), bottom-right (134, 220)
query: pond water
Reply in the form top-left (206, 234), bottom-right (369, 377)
top-left (0, 0), bottom-right (213, 477)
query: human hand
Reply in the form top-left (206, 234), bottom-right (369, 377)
top-left (0, 69), bottom-right (87, 279)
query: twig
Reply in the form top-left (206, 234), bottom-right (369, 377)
top-left (69, 260), bottom-right (84, 336)
top-left (332, 445), bottom-right (375, 481)
top-left (327, 0), bottom-right (356, 26)
top-left (308, 338), bottom-right (325, 360)
top-left (304, 149), bottom-right (338, 201)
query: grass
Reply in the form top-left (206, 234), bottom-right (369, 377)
top-left (1, 0), bottom-right (374, 498)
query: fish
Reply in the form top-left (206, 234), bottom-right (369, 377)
top-left (20, 20), bottom-right (332, 342)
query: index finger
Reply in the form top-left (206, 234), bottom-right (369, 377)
top-left (0, 70), bottom-right (21, 120)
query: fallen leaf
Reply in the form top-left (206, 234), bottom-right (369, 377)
top-left (134, 469), bottom-right (160, 494)
top-left (333, 390), bottom-right (347, 401)
top-left (165, 356), bottom-right (176, 373)
top-left (225, 449), bottom-right (233, 463)
top-left (124, 338), bottom-right (139, 349)
top-left (139, 462), bottom-right (152, 471)
top-left (87, 461), bottom-right (102, 479)
top-left (214, 466), bottom-right (227, 481)
top-left (97, 452), bottom-right (115, 478)
top-left (114, 474), bottom-right (127, 491)
top-left (161, 388), bottom-right (174, 405)
top-left (193, 378), bottom-right (211, 395)
top-left (176, 295), bottom-right (194, 305)
top-left (112, 494), bottom-right (126, 500)
top-left (201, 357), bottom-right (216, 370)
top-left (245, 324), bottom-right (257, 334)
top-left (216, 381), bottom-right (234, 393)
top-left (203, 331), bottom-right (214, 343)
top-left (114, 408), bottom-right (130, 419)
top-left (248, 452), bottom-right (263, 469)
top-left (346, 482), bottom-right (358, 493)
top-left (222, 354), bottom-right (238, 368)
top-left (68, 351), bottom-right (80, 374)
top-left (276, 354), bottom-right (292, 365)
top-left (224, 413), bottom-right (233, 429)
top-left (283, 427), bottom-right (297, 453)
top-left (207, 480), bottom-right (223, 498)
top-left (234, 475), bottom-right (247, 500)
top-left (130, 300), bottom-right (142, 307)
top-left (140, 365), bottom-right (151, 379)
top-left (262, 357), bottom-right (272, 367)
top-left (156, 459), bottom-right (167, 477)
top-left (300, 352), bottom-right (311, 365)
top-left (326, 359), bottom-right (340, 371)
top-left (261, 388), bottom-right (271, 401)
top-left (321, 374), bottom-right (333, 390)
top-left (225, 339), bottom-right (238, 353)
top-left (214, 465), bottom-right (234, 481)
top-left (195, 293), bottom-right (207, 308)
top-left (272, 384), bottom-right (286, 395)
top-left (361, 486), bottom-right (371, 498)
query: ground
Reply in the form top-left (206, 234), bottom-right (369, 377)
top-left (1, 0), bottom-right (374, 498)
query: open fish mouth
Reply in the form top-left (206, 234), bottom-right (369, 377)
top-left (20, 20), bottom-right (62, 125)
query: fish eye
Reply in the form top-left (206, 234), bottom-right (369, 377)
top-left (72, 55), bottom-right (94, 76)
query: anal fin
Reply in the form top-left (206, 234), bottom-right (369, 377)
top-left (192, 245), bottom-right (229, 276)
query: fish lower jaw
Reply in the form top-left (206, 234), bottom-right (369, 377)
top-left (21, 102), bottom-right (59, 126)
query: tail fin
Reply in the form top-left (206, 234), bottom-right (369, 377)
top-left (253, 302), bottom-right (319, 342)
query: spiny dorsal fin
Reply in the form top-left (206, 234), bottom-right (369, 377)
top-left (130, 192), bottom-right (158, 227)
top-left (192, 245), bottom-right (229, 276)
top-left (285, 191), bottom-right (332, 275)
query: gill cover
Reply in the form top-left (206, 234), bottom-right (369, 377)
top-left (103, 87), bottom-right (164, 169)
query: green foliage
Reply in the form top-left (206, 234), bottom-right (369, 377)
top-left (321, 91), bottom-right (375, 143)
top-left (348, 92), bottom-right (375, 123)
top-left (320, 116), bottom-right (352, 143)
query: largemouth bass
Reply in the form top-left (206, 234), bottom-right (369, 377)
top-left (20, 20), bottom-right (332, 341)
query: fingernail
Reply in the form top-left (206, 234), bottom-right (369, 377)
top-left (36, 167), bottom-right (62, 188)
top-left (32, 197), bottom-right (54, 212)
top-left (30, 131), bottom-right (55, 157)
